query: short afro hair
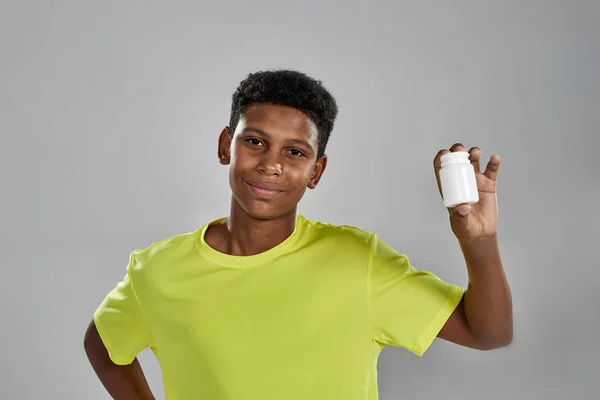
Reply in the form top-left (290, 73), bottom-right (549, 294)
top-left (229, 70), bottom-right (338, 159)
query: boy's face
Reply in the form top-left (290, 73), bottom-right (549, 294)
top-left (218, 103), bottom-right (327, 220)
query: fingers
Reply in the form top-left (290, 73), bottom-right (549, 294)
top-left (483, 154), bottom-right (501, 181)
top-left (433, 143), bottom-right (497, 196)
top-left (449, 143), bottom-right (466, 152)
top-left (468, 147), bottom-right (481, 173)
top-left (433, 149), bottom-right (450, 197)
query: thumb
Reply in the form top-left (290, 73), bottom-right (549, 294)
top-left (449, 204), bottom-right (473, 238)
top-left (450, 203), bottom-right (471, 218)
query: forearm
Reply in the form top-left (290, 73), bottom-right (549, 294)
top-left (460, 235), bottom-right (513, 347)
top-left (89, 356), bottom-right (155, 400)
top-left (84, 322), bottom-right (155, 400)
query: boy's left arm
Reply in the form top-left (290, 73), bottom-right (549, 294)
top-left (433, 143), bottom-right (513, 350)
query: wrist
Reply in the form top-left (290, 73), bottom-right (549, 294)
top-left (458, 233), bottom-right (498, 247)
top-left (458, 234), bottom-right (502, 270)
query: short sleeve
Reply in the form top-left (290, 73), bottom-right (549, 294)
top-left (93, 252), bottom-right (154, 365)
top-left (367, 235), bottom-right (464, 356)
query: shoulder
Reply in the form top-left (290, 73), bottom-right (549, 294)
top-left (128, 229), bottom-right (200, 274)
top-left (299, 215), bottom-right (376, 252)
top-left (299, 216), bottom-right (412, 264)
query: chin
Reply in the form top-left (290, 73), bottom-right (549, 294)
top-left (244, 203), bottom-right (289, 220)
top-left (234, 195), bottom-right (295, 221)
top-left (231, 182), bottom-right (298, 221)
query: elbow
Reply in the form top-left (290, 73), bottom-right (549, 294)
top-left (477, 330), bottom-right (513, 350)
top-left (487, 335), bottom-right (513, 350)
top-left (500, 329), bottom-right (514, 347)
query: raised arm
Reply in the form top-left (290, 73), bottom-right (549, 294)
top-left (434, 143), bottom-right (513, 350)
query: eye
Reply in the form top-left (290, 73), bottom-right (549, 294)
top-left (287, 149), bottom-right (305, 158)
top-left (246, 138), bottom-right (263, 147)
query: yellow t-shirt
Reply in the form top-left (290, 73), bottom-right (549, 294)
top-left (94, 215), bottom-right (464, 400)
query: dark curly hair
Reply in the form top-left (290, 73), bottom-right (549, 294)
top-left (229, 70), bottom-right (338, 159)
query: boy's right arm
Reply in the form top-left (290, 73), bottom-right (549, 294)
top-left (84, 320), bottom-right (155, 400)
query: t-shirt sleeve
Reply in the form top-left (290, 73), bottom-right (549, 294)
top-left (93, 252), bottom-right (154, 365)
top-left (367, 235), bottom-right (465, 356)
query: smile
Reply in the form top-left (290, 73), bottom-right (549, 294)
top-left (245, 181), bottom-right (285, 199)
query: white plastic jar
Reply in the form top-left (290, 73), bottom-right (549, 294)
top-left (439, 151), bottom-right (479, 208)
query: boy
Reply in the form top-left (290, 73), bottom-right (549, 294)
top-left (84, 70), bottom-right (512, 399)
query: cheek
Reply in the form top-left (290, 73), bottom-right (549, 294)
top-left (289, 169), bottom-right (314, 190)
top-left (229, 151), bottom-right (252, 174)
top-left (228, 156), bottom-right (246, 186)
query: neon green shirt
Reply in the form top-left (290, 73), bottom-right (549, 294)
top-left (94, 215), bottom-right (464, 399)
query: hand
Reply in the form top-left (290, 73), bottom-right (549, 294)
top-left (433, 143), bottom-right (500, 241)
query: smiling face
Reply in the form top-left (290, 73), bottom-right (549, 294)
top-left (218, 103), bottom-right (327, 220)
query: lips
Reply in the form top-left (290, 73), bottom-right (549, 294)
top-left (245, 181), bottom-right (286, 199)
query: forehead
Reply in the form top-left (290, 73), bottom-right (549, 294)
top-left (236, 104), bottom-right (318, 142)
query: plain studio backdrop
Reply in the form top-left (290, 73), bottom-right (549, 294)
top-left (1, 1), bottom-right (598, 399)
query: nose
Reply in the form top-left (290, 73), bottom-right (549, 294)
top-left (257, 151), bottom-right (282, 176)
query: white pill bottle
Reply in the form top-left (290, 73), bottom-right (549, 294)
top-left (439, 151), bottom-right (479, 208)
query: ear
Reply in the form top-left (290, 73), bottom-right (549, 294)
top-left (307, 154), bottom-right (328, 189)
top-left (218, 127), bottom-right (232, 165)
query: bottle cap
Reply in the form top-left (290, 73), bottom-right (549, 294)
top-left (440, 151), bottom-right (470, 167)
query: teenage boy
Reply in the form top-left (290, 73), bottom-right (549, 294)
top-left (84, 69), bottom-right (512, 400)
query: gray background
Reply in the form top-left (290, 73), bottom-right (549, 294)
top-left (1, 1), bottom-right (598, 399)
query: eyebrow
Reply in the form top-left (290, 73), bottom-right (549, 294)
top-left (242, 127), bottom-right (315, 151)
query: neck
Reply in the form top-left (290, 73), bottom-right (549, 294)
top-left (219, 198), bottom-right (297, 256)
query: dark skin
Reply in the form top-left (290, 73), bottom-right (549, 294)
top-left (204, 103), bottom-right (328, 256)
top-left (435, 143), bottom-right (513, 349)
top-left (84, 321), bottom-right (155, 399)
top-left (84, 103), bottom-right (512, 398)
